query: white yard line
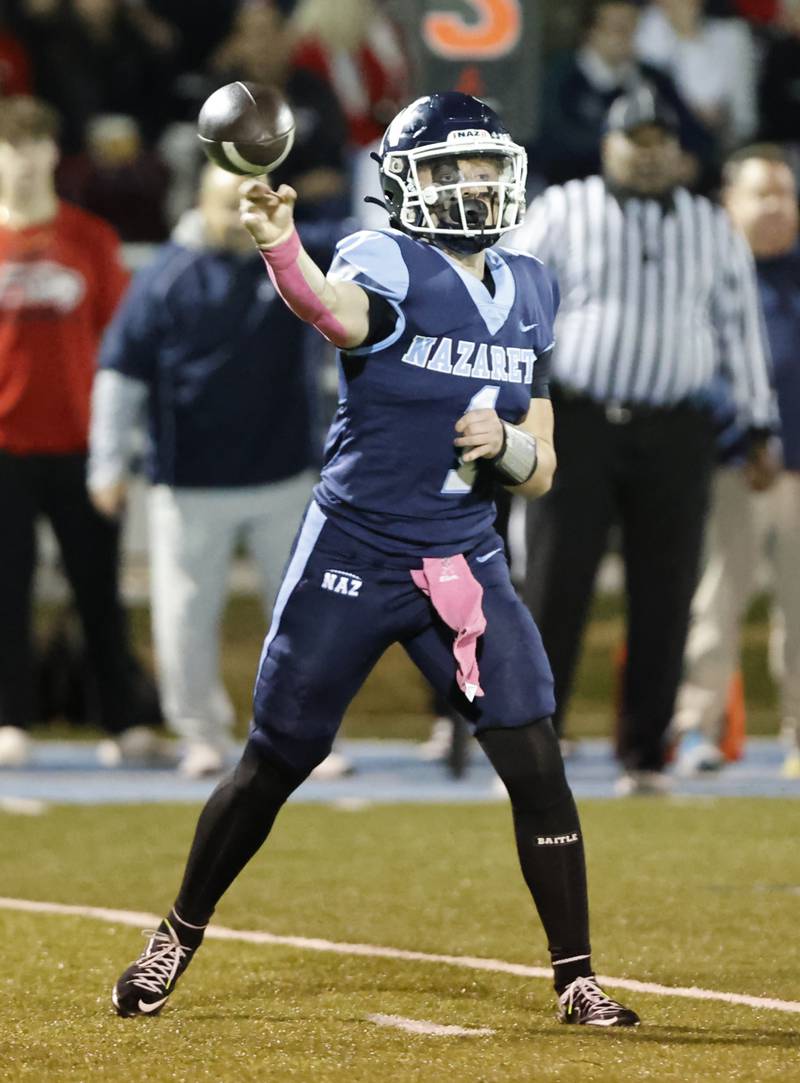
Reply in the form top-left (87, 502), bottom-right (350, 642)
top-left (1, 896), bottom-right (799, 1016)
top-left (366, 1013), bottom-right (494, 1036)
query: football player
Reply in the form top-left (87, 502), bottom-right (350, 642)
top-left (112, 93), bottom-right (640, 1027)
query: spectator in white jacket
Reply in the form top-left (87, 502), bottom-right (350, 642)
top-left (635, 0), bottom-right (758, 150)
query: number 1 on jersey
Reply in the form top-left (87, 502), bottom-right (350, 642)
top-left (441, 385), bottom-right (500, 494)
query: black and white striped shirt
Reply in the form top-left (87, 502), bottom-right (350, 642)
top-left (510, 175), bottom-right (774, 426)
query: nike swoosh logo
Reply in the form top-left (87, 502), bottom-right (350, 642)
top-left (138, 997), bottom-right (168, 1014)
top-left (475, 547), bottom-right (502, 564)
top-left (519, 321), bottom-right (538, 332)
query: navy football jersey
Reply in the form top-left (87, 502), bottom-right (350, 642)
top-left (314, 228), bottom-right (559, 555)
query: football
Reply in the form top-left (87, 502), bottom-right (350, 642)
top-left (197, 81), bottom-right (295, 176)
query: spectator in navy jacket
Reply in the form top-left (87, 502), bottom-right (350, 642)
top-left (674, 144), bottom-right (799, 779)
top-left (88, 163), bottom-right (351, 778)
top-left (535, 0), bottom-right (715, 188)
top-left (758, 0), bottom-right (800, 145)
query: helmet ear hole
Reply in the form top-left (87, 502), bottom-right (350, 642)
top-left (376, 167), bottom-right (406, 218)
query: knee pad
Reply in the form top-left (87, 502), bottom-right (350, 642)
top-left (235, 739), bottom-right (308, 806)
top-left (247, 723), bottom-right (335, 783)
top-left (478, 718), bottom-right (570, 813)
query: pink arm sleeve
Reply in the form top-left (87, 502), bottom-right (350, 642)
top-left (260, 229), bottom-right (349, 346)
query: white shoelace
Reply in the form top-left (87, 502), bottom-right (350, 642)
top-left (131, 930), bottom-right (189, 995)
top-left (564, 976), bottom-right (621, 1018)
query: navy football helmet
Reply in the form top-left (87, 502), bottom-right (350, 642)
top-left (375, 92), bottom-right (527, 254)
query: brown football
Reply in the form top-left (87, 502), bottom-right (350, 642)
top-left (197, 82), bottom-right (295, 176)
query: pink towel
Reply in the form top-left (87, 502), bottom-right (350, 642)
top-left (410, 555), bottom-right (486, 702)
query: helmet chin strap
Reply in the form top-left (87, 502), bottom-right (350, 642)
top-left (431, 231), bottom-right (493, 256)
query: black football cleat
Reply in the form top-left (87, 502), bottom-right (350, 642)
top-left (558, 976), bottom-right (641, 1027)
top-left (112, 920), bottom-right (197, 1017)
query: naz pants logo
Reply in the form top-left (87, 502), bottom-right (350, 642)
top-left (321, 570), bottom-right (363, 598)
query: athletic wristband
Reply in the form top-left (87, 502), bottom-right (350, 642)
top-left (492, 421), bottom-right (538, 485)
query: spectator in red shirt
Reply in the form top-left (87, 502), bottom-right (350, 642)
top-left (732, 0), bottom-right (779, 24)
top-left (0, 19), bottom-right (32, 95)
top-left (56, 113), bottom-right (171, 242)
top-left (0, 95), bottom-right (167, 768)
top-left (291, 0), bottom-right (410, 148)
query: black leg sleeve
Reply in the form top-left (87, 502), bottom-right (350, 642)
top-left (478, 719), bottom-right (593, 990)
top-left (174, 740), bottom-right (308, 926)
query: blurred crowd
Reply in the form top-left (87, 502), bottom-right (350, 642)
top-left (536, 0), bottom-right (800, 193)
top-left (1, 0), bottom-right (800, 238)
top-left (0, 0), bottom-right (410, 239)
top-left (0, 0), bottom-right (798, 786)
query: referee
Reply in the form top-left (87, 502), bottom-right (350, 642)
top-left (511, 88), bottom-right (775, 795)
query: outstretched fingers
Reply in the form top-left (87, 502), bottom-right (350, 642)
top-left (239, 180), bottom-right (297, 207)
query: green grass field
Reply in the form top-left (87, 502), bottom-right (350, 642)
top-left (13, 592), bottom-right (795, 1081)
top-left (1, 799), bottom-right (798, 1082)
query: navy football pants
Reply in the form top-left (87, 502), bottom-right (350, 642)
top-left (251, 502), bottom-right (555, 774)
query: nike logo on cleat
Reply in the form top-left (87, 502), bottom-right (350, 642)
top-left (138, 997), bottom-right (168, 1014)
